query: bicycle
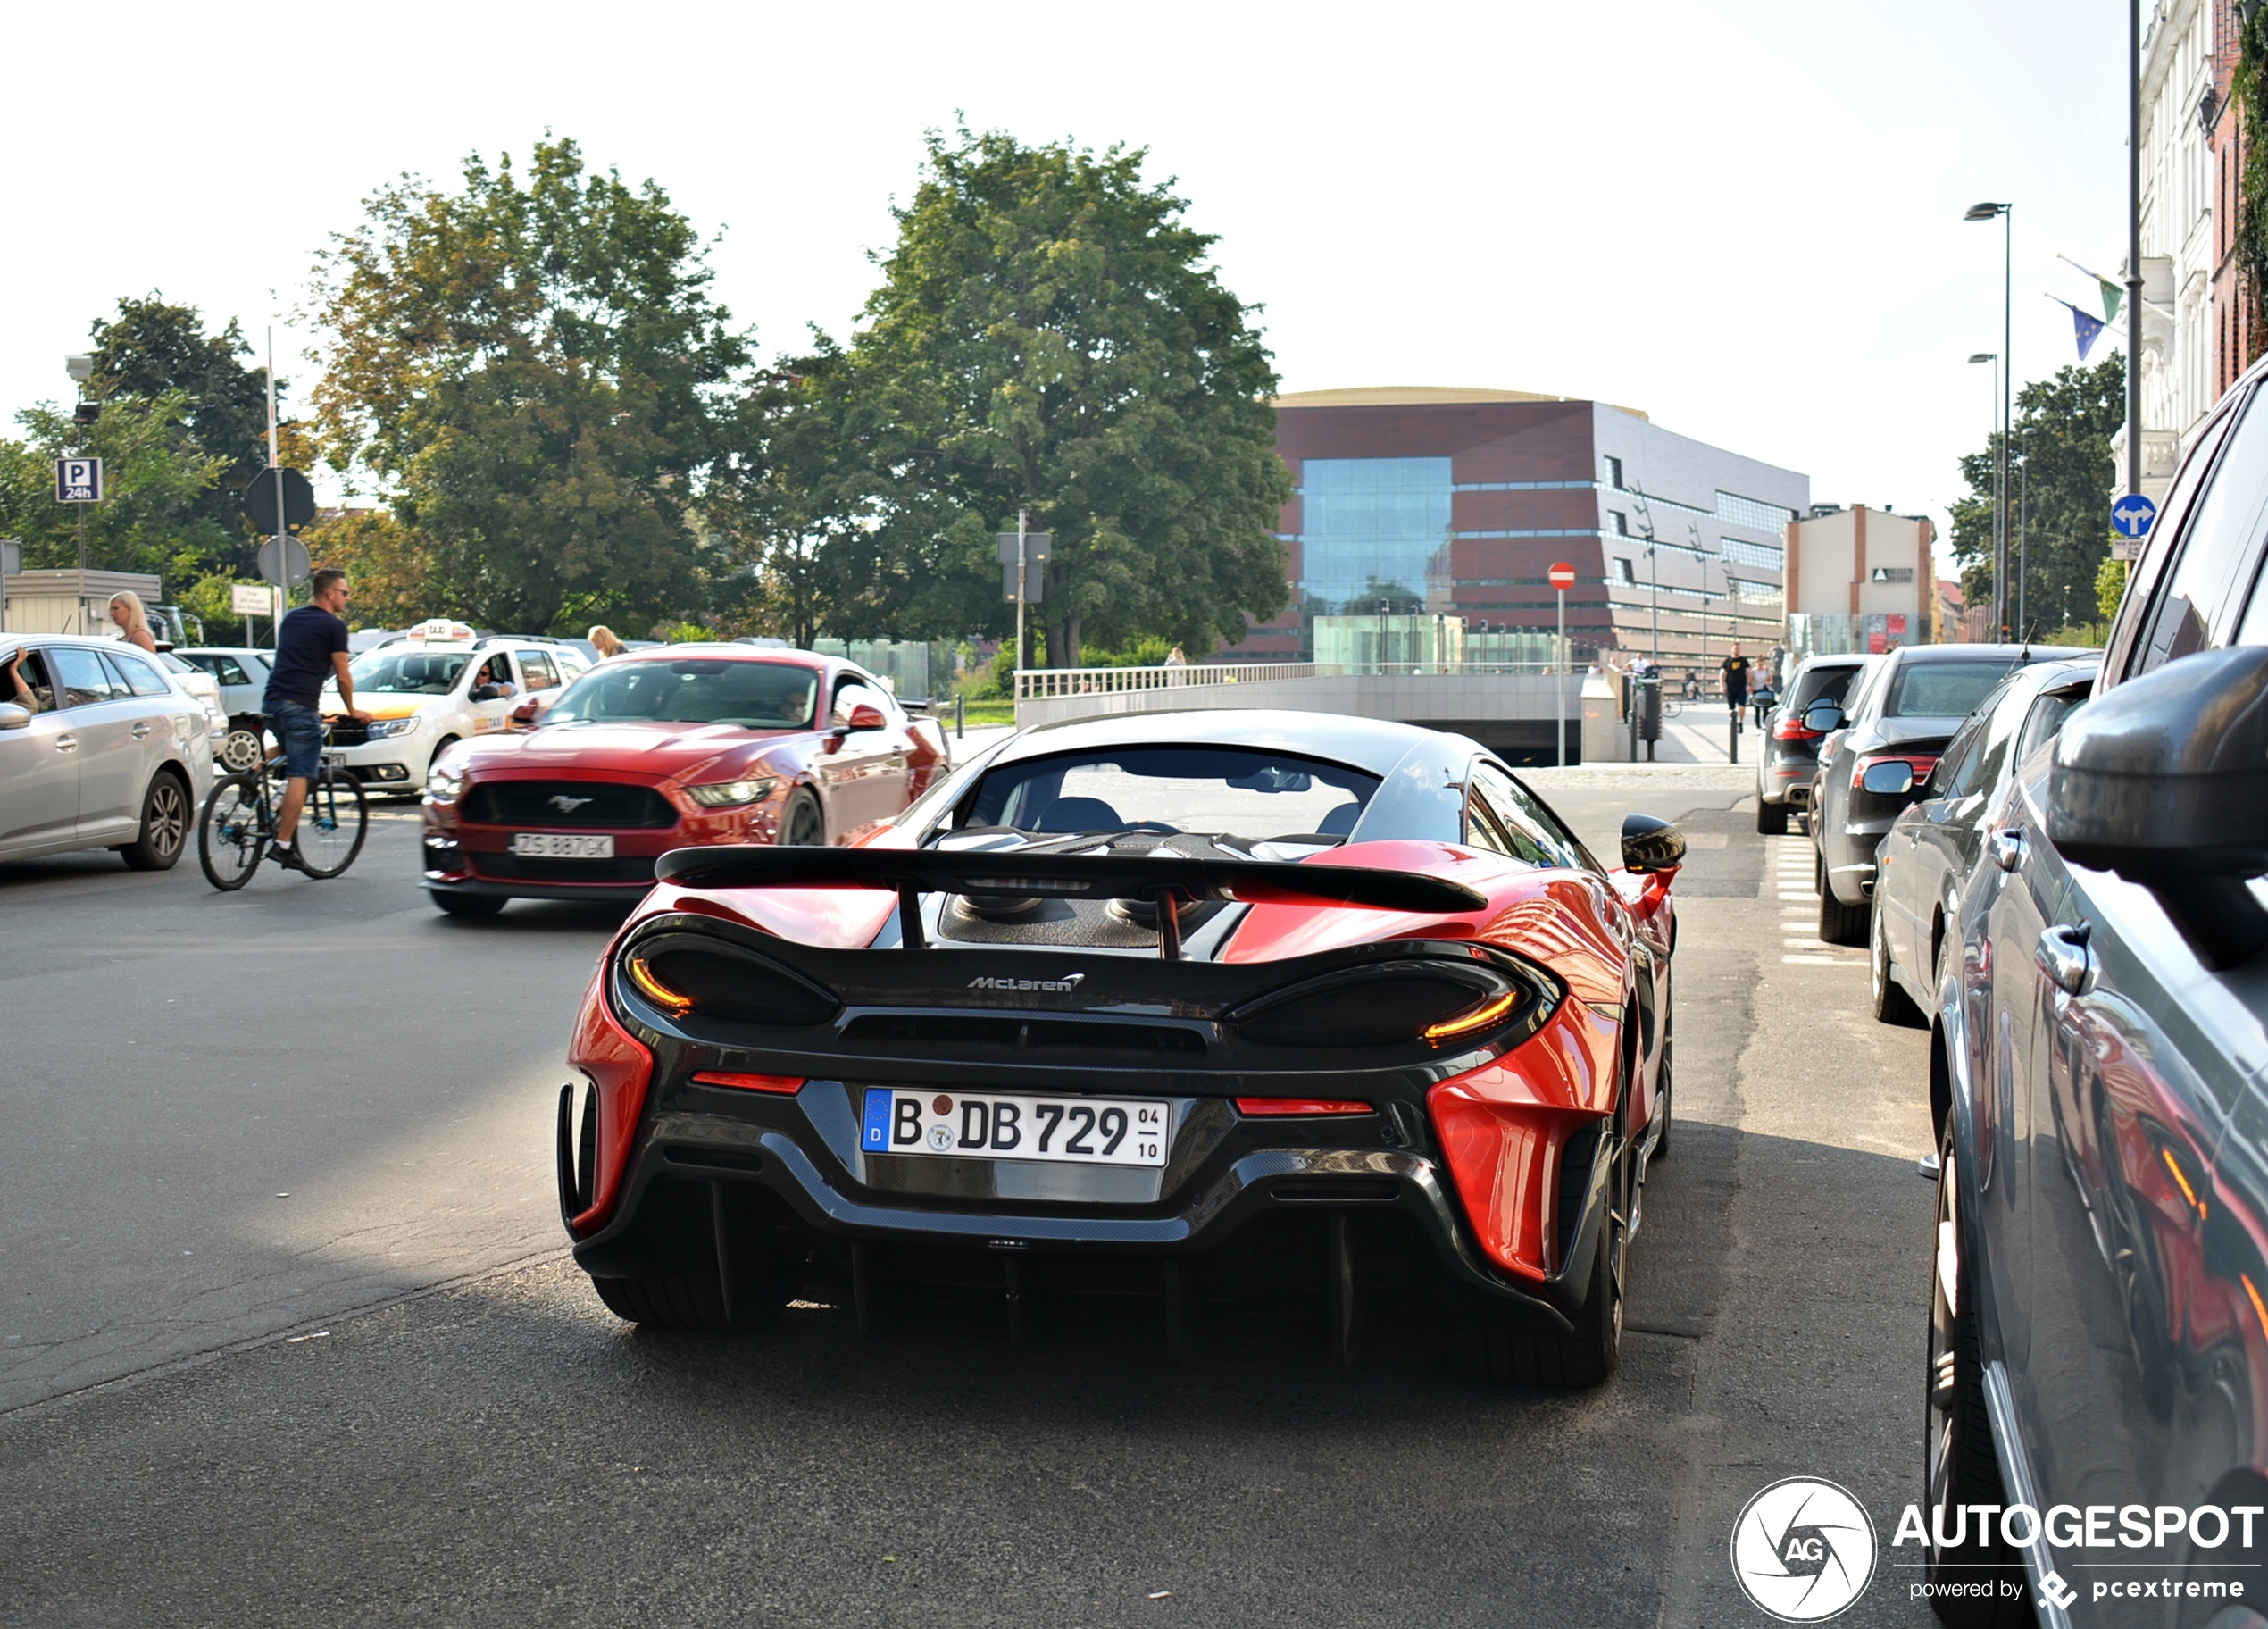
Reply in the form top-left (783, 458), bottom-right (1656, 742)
top-left (197, 721), bottom-right (370, 890)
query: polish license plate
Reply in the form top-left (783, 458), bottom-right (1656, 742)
top-left (511, 832), bottom-right (615, 858)
top-left (861, 1089), bottom-right (1169, 1167)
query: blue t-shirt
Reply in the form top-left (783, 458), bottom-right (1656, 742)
top-left (264, 606), bottom-right (349, 709)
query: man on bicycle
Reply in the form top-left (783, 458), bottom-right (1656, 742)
top-left (1720, 643), bottom-right (1753, 721)
top-left (262, 566), bottom-right (371, 871)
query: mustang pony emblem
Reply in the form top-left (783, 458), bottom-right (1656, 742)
top-left (549, 794), bottom-right (594, 813)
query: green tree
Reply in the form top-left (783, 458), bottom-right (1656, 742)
top-left (838, 127), bottom-right (1291, 666)
top-left (1949, 355), bottom-right (2124, 637)
top-left (88, 296), bottom-right (275, 574)
top-left (0, 392), bottom-right (230, 584)
top-left (308, 138), bottom-right (748, 633)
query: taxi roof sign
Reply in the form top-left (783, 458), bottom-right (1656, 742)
top-left (408, 618), bottom-right (476, 644)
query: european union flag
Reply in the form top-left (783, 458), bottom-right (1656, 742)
top-left (2052, 297), bottom-right (2105, 362)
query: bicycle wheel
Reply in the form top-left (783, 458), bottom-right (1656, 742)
top-left (296, 766), bottom-right (369, 879)
top-left (198, 773), bottom-right (268, 890)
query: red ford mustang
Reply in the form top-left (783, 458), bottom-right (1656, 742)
top-left (554, 709), bottom-right (1680, 1385)
top-left (420, 645), bottom-right (946, 917)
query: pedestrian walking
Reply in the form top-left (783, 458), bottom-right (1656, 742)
top-left (108, 591), bottom-right (159, 654)
top-left (588, 625), bottom-right (626, 661)
top-left (1720, 643), bottom-right (1753, 718)
top-left (1164, 645), bottom-right (1188, 686)
top-left (263, 567), bottom-right (371, 873)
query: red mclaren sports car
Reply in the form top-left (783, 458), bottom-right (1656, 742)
top-left (420, 645), bottom-right (946, 916)
top-left (554, 709), bottom-right (1682, 1385)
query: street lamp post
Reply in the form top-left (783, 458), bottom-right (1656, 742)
top-left (1967, 351), bottom-right (1999, 637)
top-left (1966, 201), bottom-right (2014, 639)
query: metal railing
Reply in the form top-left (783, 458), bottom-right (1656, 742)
top-left (1013, 660), bottom-right (1575, 700)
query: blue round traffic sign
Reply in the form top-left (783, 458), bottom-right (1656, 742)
top-left (2112, 491), bottom-right (2158, 539)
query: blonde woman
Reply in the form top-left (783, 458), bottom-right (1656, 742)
top-left (108, 591), bottom-right (159, 654)
top-left (587, 625), bottom-right (626, 661)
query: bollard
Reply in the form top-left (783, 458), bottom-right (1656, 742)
top-left (955, 694), bottom-right (964, 739)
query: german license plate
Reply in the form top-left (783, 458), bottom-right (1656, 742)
top-left (861, 1089), bottom-right (1169, 1167)
top-left (511, 832), bottom-right (615, 858)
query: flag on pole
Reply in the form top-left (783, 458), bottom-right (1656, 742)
top-left (2056, 254), bottom-right (2124, 322)
top-left (2047, 295), bottom-right (2106, 361)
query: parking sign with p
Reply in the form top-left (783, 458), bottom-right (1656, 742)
top-left (54, 457), bottom-right (103, 503)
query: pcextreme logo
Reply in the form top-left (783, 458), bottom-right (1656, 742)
top-left (1731, 1479), bottom-right (1878, 1622)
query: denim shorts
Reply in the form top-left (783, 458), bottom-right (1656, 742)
top-left (270, 699), bottom-right (325, 781)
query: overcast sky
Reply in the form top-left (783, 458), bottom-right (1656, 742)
top-left (6, 1), bottom-right (2127, 562)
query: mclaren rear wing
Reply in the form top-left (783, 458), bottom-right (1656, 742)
top-left (653, 845), bottom-right (1488, 958)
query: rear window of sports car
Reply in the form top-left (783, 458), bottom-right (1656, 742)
top-left (960, 747), bottom-right (1380, 842)
top-left (543, 658), bottom-right (818, 730)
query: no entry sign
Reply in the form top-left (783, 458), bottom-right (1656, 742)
top-left (1547, 562), bottom-right (1577, 590)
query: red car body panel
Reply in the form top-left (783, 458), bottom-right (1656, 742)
top-left (566, 965), bottom-right (655, 1235)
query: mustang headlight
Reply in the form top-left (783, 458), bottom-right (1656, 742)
top-left (424, 764), bottom-right (466, 804)
top-left (684, 776), bottom-right (778, 808)
top-left (366, 715), bottom-right (424, 739)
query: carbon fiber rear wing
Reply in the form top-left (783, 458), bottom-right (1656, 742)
top-left (652, 845), bottom-right (1488, 958)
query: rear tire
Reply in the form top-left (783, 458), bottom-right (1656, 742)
top-left (1455, 1136), bottom-right (1628, 1389)
top-left (1925, 1132), bottom-right (2029, 1624)
top-left (1871, 896), bottom-right (1926, 1025)
top-left (1755, 798), bottom-right (1789, 835)
top-left (590, 1269), bottom-right (788, 1332)
top-left (431, 890), bottom-right (507, 918)
top-left (1819, 871), bottom-right (1869, 946)
top-left (197, 773), bottom-right (265, 890)
top-left (119, 772), bottom-right (189, 871)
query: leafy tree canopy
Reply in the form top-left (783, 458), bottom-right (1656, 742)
top-left (836, 127), bottom-right (1291, 665)
top-left (0, 392), bottom-right (230, 583)
top-left (308, 138), bottom-right (748, 633)
top-left (1949, 354), bottom-right (2124, 637)
top-left (88, 296), bottom-right (275, 573)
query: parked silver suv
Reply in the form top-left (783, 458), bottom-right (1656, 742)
top-left (0, 634), bottom-right (209, 870)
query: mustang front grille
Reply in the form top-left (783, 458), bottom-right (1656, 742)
top-left (463, 781), bottom-right (678, 828)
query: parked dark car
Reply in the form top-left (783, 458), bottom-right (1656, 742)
top-left (1922, 358), bottom-right (2268, 1624)
top-left (1754, 653), bottom-right (1870, 834)
top-left (1864, 656), bottom-right (2096, 1040)
top-left (1804, 643), bottom-right (2084, 945)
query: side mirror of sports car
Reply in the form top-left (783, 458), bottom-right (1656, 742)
top-left (2047, 645), bottom-right (2268, 970)
top-left (844, 703), bottom-right (888, 732)
top-left (1803, 700), bottom-right (1845, 733)
top-left (507, 695), bottom-right (550, 731)
top-left (1621, 812), bottom-right (1688, 873)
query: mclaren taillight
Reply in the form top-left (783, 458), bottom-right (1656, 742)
top-left (1225, 955), bottom-right (1553, 1051)
top-left (626, 953), bottom-right (694, 1016)
top-left (1853, 753), bottom-right (1937, 792)
top-left (691, 1071), bottom-right (806, 1095)
top-left (1234, 1098), bottom-right (1373, 1116)
top-left (616, 932), bottom-right (842, 1027)
top-left (1422, 990), bottom-right (1521, 1042)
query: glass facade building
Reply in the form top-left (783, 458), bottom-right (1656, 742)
top-left (1295, 457), bottom-right (1454, 614)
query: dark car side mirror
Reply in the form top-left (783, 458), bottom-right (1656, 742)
top-left (471, 681), bottom-right (513, 702)
top-left (2047, 645), bottom-right (2268, 969)
top-left (1861, 760), bottom-right (1915, 797)
top-left (1803, 700), bottom-right (1845, 733)
top-left (1621, 813), bottom-right (1688, 873)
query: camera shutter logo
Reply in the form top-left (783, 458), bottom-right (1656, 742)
top-left (1730, 1477), bottom-right (1877, 1621)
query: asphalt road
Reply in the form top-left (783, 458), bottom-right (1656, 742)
top-left (0, 771), bottom-right (1941, 1628)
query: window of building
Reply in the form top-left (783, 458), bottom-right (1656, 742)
top-left (1294, 457), bottom-right (1453, 618)
top-left (1722, 538), bottom-right (1783, 570)
top-left (1614, 558), bottom-right (1636, 584)
top-left (1605, 455), bottom-right (1624, 489)
top-left (1715, 491), bottom-right (1794, 531)
top-left (1610, 510), bottom-right (1630, 536)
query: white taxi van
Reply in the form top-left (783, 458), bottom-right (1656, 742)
top-left (321, 619), bottom-right (580, 790)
